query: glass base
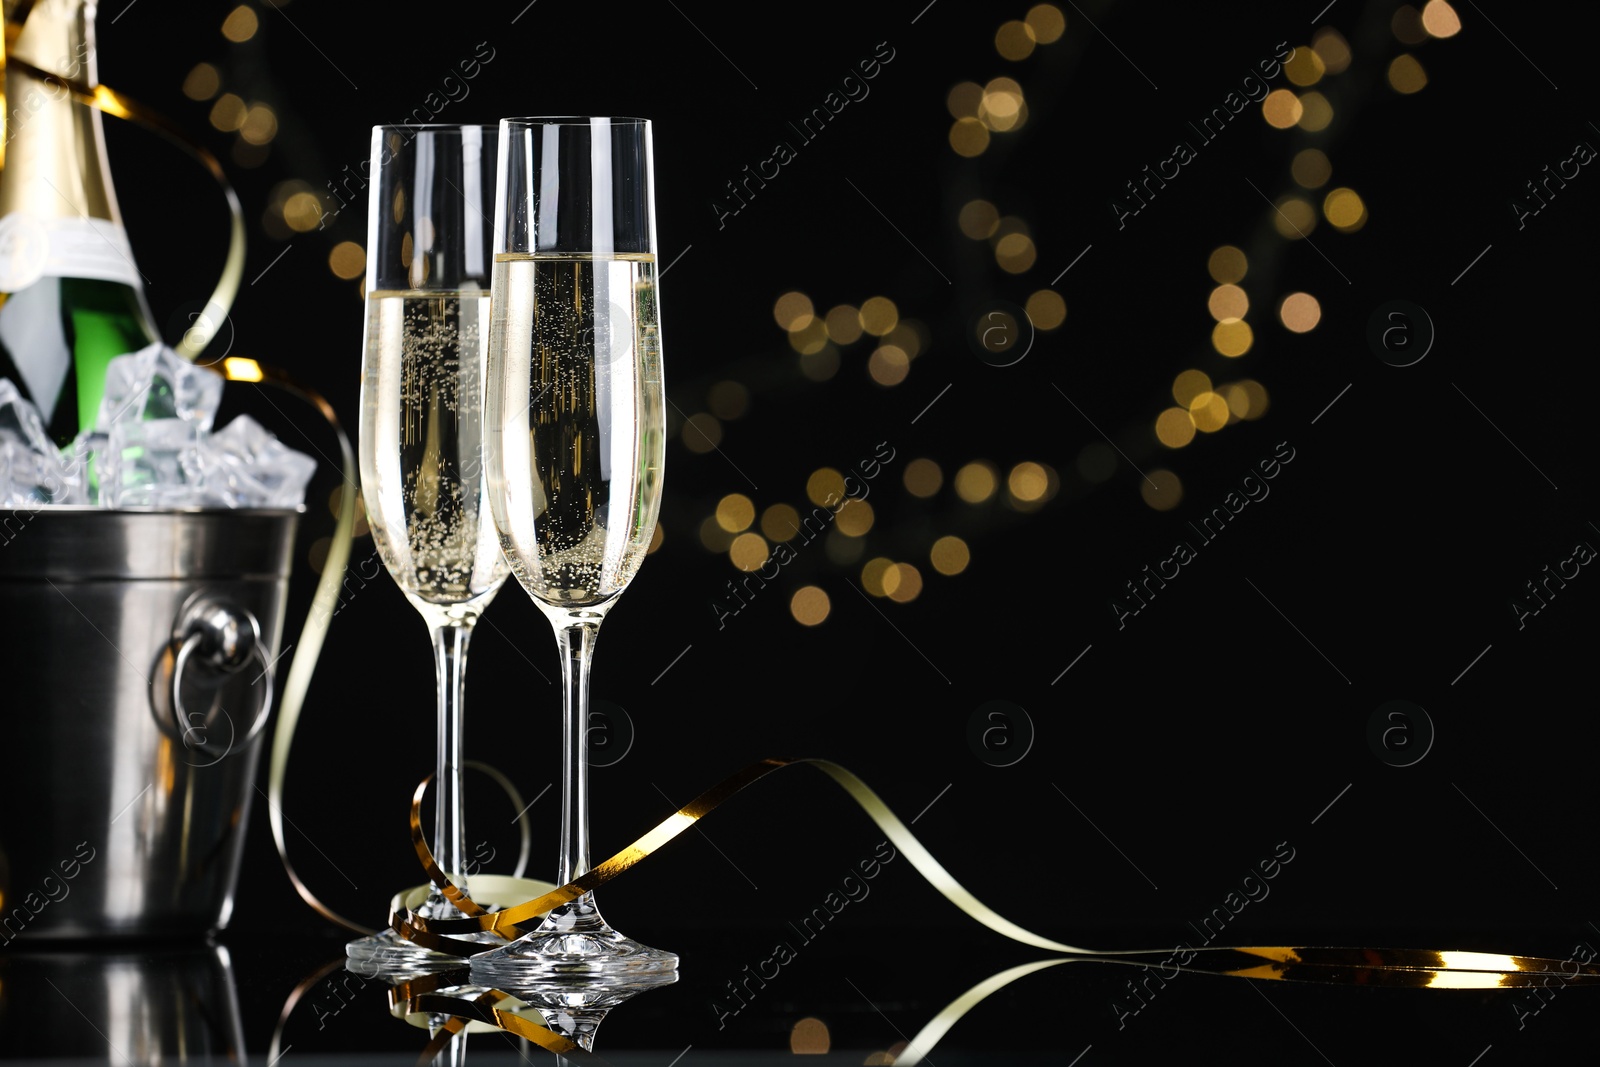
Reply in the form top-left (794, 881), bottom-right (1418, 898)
top-left (468, 897), bottom-right (678, 987)
top-left (346, 926), bottom-right (506, 978)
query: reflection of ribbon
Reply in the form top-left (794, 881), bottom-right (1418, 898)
top-left (402, 984), bottom-right (599, 1065)
top-left (0, 28), bottom-right (245, 358)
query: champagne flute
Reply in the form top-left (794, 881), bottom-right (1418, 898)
top-left (348, 124), bottom-right (511, 972)
top-left (471, 117), bottom-right (674, 984)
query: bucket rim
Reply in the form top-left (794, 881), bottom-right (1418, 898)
top-left (7, 505), bottom-right (307, 516)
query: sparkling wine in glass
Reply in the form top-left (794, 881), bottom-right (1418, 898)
top-left (348, 124), bottom-right (511, 973)
top-left (470, 117), bottom-right (673, 985)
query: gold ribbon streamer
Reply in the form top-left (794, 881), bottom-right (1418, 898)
top-left (214, 357), bottom-right (367, 935)
top-left (394, 757), bottom-right (1096, 952)
top-left (381, 755), bottom-right (1600, 1060)
top-left (0, 32), bottom-right (245, 357)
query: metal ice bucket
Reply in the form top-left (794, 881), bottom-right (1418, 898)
top-left (0, 507), bottom-right (298, 939)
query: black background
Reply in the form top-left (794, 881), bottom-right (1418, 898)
top-left (13, 0), bottom-right (1600, 1061)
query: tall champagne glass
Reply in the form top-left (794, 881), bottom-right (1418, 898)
top-left (471, 117), bottom-right (674, 984)
top-left (348, 124), bottom-right (511, 972)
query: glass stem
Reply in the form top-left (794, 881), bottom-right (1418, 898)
top-left (553, 620), bottom-right (601, 923)
top-left (428, 619), bottom-right (474, 916)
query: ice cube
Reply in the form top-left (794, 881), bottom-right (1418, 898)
top-left (60, 431), bottom-right (104, 505)
top-left (0, 378), bottom-right (54, 453)
top-left (0, 379), bottom-right (83, 503)
top-left (199, 414), bottom-right (317, 508)
top-left (101, 418), bottom-right (207, 507)
top-left (95, 343), bottom-right (224, 433)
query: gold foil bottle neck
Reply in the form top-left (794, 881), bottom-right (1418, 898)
top-left (1, 0), bottom-right (118, 221)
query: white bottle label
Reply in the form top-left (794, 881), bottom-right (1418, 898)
top-left (0, 213), bottom-right (142, 292)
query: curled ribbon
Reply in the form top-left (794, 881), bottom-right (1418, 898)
top-left (300, 754), bottom-right (1600, 1064)
top-left (394, 756), bottom-right (1600, 983)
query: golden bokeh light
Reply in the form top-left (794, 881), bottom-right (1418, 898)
top-left (1388, 54), bottom-right (1427, 94)
top-left (1272, 196), bottom-right (1317, 239)
top-left (1283, 47), bottom-right (1325, 86)
top-left (975, 308), bottom-right (1020, 360)
top-left (788, 318), bottom-right (829, 355)
top-left (799, 345), bottom-right (840, 381)
top-left (1261, 89), bottom-right (1303, 128)
top-left (976, 107), bottom-right (1025, 137)
top-left (699, 516), bottom-right (735, 552)
top-left (729, 533), bottom-right (769, 572)
top-left (887, 322), bottom-right (924, 359)
top-left (996, 20), bottom-right (1036, 61)
top-left (859, 296), bottom-right (899, 336)
top-left (1008, 462), bottom-right (1049, 502)
top-left (1142, 469), bottom-right (1182, 511)
top-left (328, 241), bottom-right (364, 280)
top-left (648, 523), bottom-right (664, 554)
top-left (824, 305), bottom-right (862, 345)
top-left (1212, 319), bottom-right (1254, 357)
top-left (774, 291), bottom-right (814, 331)
top-left (1229, 379), bottom-right (1270, 420)
top-left (221, 4), bottom-right (258, 42)
top-left (834, 498), bottom-right (874, 537)
top-left (1207, 284), bottom-right (1248, 322)
top-left (209, 92), bottom-right (247, 132)
top-left (862, 557), bottom-right (898, 597)
top-left (1026, 289), bottom-right (1067, 330)
top-left (958, 199), bottom-right (1000, 239)
top-left (806, 468), bottom-right (846, 506)
top-left (239, 103), bottom-right (278, 145)
top-left (1323, 187), bottom-right (1367, 231)
top-left (903, 458), bottom-right (943, 497)
top-left (930, 535), bottom-right (970, 576)
top-left (1279, 292), bottom-right (1321, 333)
top-left (716, 493), bottom-right (756, 533)
top-left (1296, 91), bottom-right (1333, 132)
top-left (950, 118), bottom-right (990, 156)
top-left (979, 77), bottom-right (1026, 132)
top-left (1155, 407), bottom-right (1196, 448)
top-left (887, 563), bottom-right (924, 603)
top-left (1207, 245), bottom-right (1247, 284)
top-left (995, 232), bottom-right (1036, 273)
top-left (1313, 28), bottom-right (1352, 73)
top-left (761, 503), bottom-right (801, 542)
top-left (707, 380), bottom-right (750, 420)
top-left (1172, 369), bottom-right (1212, 407)
top-left (1292, 148), bottom-right (1332, 188)
top-left (1026, 4), bottom-right (1066, 43)
top-left (1392, 5), bottom-right (1428, 44)
top-left (1189, 391), bottom-right (1230, 432)
top-left (868, 344), bottom-right (910, 386)
top-left (790, 587), bottom-right (831, 627)
top-left (954, 461), bottom-right (998, 503)
top-left (947, 82), bottom-right (983, 119)
top-left (1422, 0), bottom-right (1462, 37)
top-left (283, 190), bottom-right (323, 232)
top-left (183, 63), bottom-right (220, 101)
top-left (682, 413), bottom-right (722, 453)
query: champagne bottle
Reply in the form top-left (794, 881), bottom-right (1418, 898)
top-left (0, 0), bottom-right (158, 447)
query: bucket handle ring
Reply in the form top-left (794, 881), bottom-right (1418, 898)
top-left (156, 595), bottom-right (276, 766)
